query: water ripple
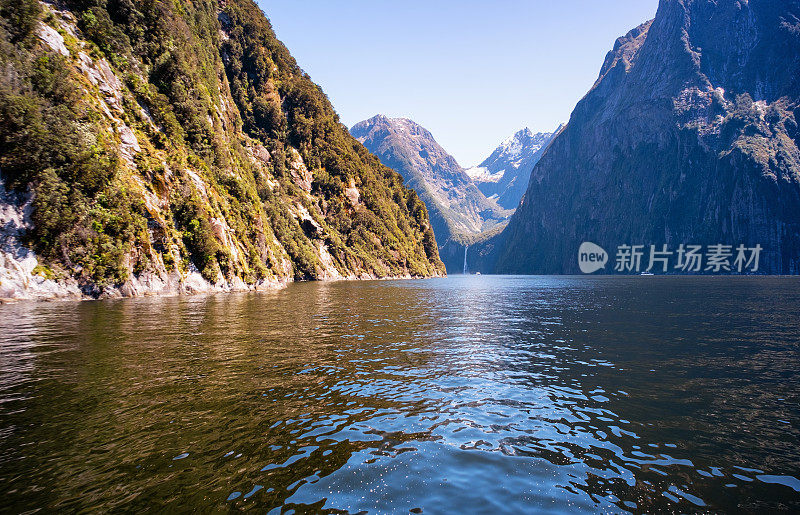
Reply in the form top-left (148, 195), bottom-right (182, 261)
top-left (0, 276), bottom-right (798, 512)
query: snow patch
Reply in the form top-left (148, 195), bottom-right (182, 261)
top-left (464, 166), bottom-right (505, 183)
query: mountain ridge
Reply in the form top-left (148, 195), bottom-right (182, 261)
top-left (465, 126), bottom-right (560, 210)
top-left (351, 114), bottom-right (512, 272)
top-left (481, 0), bottom-right (800, 275)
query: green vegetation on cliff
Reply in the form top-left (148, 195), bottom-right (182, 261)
top-left (0, 0), bottom-right (443, 291)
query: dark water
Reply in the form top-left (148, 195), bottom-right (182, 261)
top-left (0, 276), bottom-right (799, 513)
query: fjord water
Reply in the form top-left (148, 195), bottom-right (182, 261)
top-left (0, 276), bottom-right (799, 513)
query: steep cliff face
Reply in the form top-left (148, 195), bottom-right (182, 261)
top-left (465, 127), bottom-right (559, 210)
top-left (494, 0), bottom-right (800, 274)
top-left (0, 0), bottom-right (444, 300)
top-left (352, 115), bottom-right (511, 272)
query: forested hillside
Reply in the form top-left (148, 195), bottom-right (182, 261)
top-left (0, 0), bottom-right (443, 299)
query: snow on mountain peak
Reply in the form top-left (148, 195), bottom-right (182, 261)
top-left (467, 126), bottom-right (559, 210)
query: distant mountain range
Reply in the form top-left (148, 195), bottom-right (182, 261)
top-left (465, 127), bottom-right (559, 210)
top-left (351, 115), bottom-right (511, 271)
top-left (477, 0), bottom-right (800, 275)
top-left (352, 115), bottom-right (557, 272)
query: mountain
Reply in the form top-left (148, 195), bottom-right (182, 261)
top-left (465, 127), bottom-right (559, 210)
top-left (351, 115), bottom-right (511, 272)
top-left (0, 0), bottom-right (444, 300)
top-left (484, 0), bottom-right (800, 275)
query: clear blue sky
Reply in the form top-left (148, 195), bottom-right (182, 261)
top-left (257, 1), bottom-right (659, 167)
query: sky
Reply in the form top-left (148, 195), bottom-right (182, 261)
top-left (258, 1), bottom-right (659, 167)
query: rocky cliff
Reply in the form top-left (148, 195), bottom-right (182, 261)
top-left (0, 0), bottom-right (444, 301)
top-left (351, 115), bottom-right (511, 272)
top-left (491, 0), bottom-right (800, 274)
top-left (465, 127), bottom-right (559, 210)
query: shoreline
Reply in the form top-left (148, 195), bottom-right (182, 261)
top-left (0, 269), bottom-right (444, 304)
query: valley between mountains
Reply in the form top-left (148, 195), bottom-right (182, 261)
top-left (1, 0), bottom-right (799, 303)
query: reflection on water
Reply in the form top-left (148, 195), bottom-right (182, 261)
top-left (0, 276), bottom-right (798, 512)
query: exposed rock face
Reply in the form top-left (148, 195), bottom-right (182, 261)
top-left (352, 115), bottom-right (512, 272)
top-left (492, 0), bottom-right (800, 274)
top-left (465, 127), bottom-right (559, 210)
top-left (0, 178), bottom-right (82, 301)
top-left (0, 177), bottom-right (286, 301)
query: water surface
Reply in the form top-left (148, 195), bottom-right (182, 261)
top-left (0, 276), bottom-right (799, 512)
